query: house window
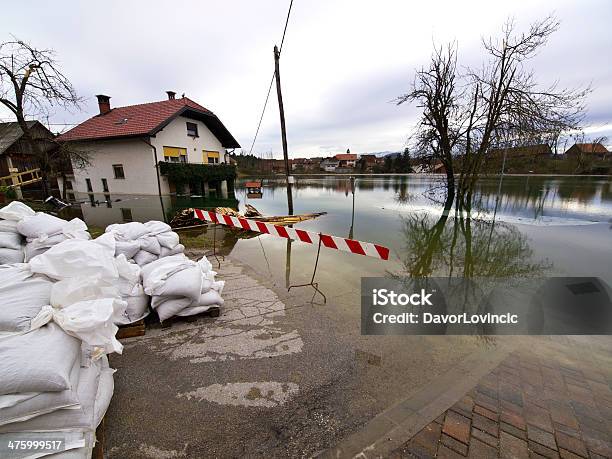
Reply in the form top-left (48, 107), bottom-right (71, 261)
top-left (163, 146), bottom-right (187, 162)
top-left (101, 178), bottom-right (109, 192)
top-left (113, 164), bottom-right (125, 179)
top-left (203, 150), bottom-right (220, 164)
top-left (121, 208), bottom-right (133, 222)
top-left (65, 180), bottom-right (73, 190)
top-left (186, 122), bottom-right (198, 137)
top-left (85, 178), bottom-right (93, 192)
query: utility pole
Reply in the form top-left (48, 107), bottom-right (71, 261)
top-left (274, 45), bottom-right (294, 215)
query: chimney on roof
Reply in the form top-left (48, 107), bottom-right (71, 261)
top-left (96, 95), bottom-right (111, 115)
top-left (166, 91), bottom-right (176, 100)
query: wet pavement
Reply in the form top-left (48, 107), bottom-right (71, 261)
top-left (104, 250), bottom-right (611, 458)
top-left (104, 251), bottom-right (485, 458)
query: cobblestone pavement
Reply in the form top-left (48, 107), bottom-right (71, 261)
top-left (389, 338), bottom-right (612, 459)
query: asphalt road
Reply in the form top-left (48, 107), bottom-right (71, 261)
top-left (105, 253), bottom-right (485, 458)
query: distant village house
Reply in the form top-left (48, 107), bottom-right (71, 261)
top-left (564, 143), bottom-right (609, 160)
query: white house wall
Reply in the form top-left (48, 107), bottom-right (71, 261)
top-left (150, 115), bottom-right (227, 164)
top-left (71, 138), bottom-right (168, 195)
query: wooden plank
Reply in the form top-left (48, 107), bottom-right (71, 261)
top-left (92, 417), bottom-right (105, 459)
top-left (161, 307), bottom-right (220, 328)
top-left (116, 319), bottom-right (145, 339)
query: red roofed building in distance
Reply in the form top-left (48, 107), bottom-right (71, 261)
top-left (565, 142), bottom-right (609, 160)
top-left (334, 149), bottom-right (359, 168)
top-left (57, 91), bottom-right (240, 199)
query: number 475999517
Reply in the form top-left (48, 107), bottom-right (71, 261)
top-left (7, 440), bottom-right (63, 450)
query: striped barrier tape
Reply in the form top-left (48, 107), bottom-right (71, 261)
top-left (193, 209), bottom-right (390, 260)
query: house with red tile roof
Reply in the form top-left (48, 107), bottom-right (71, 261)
top-left (334, 149), bottom-right (359, 168)
top-left (58, 91), bottom-right (240, 197)
top-left (564, 142), bottom-right (609, 160)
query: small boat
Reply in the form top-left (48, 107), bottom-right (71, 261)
top-left (170, 204), bottom-right (326, 230)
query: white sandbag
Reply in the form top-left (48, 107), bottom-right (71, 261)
top-left (0, 246), bottom-right (23, 264)
top-left (115, 254), bottom-right (140, 287)
top-left (24, 234), bottom-right (67, 262)
top-left (120, 289), bottom-right (150, 324)
top-left (50, 277), bottom-right (118, 310)
top-left (0, 358), bottom-right (107, 432)
top-left (0, 263), bottom-right (30, 284)
top-left (143, 220), bottom-right (172, 235)
top-left (149, 266), bottom-right (203, 301)
top-left (0, 393), bottom-right (38, 410)
top-left (160, 243), bottom-right (184, 258)
top-left (29, 237), bottom-right (117, 281)
top-left (141, 254), bottom-right (195, 290)
top-left (0, 358), bottom-right (80, 426)
top-left (31, 298), bottom-right (126, 358)
top-left (0, 323), bottom-right (80, 395)
top-left (114, 240), bottom-right (141, 259)
top-left (0, 201), bottom-right (35, 221)
top-left (0, 267), bottom-right (53, 333)
top-left (151, 296), bottom-right (192, 322)
top-left (139, 236), bottom-right (161, 255)
top-left (156, 230), bottom-right (180, 249)
top-left (24, 222), bottom-right (91, 262)
top-left (0, 230), bottom-right (22, 250)
top-left (105, 221), bottom-right (148, 240)
top-left (198, 289), bottom-right (224, 307)
top-left (93, 362), bottom-right (114, 427)
top-left (0, 219), bottom-right (19, 232)
top-left (17, 213), bottom-right (69, 238)
top-left (133, 249), bottom-right (158, 266)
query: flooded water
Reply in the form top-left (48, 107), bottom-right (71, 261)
top-left (65, 174), bottom-right (612, 308)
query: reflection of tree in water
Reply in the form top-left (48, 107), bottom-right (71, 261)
top-left (401, 210), bottom-right (550, 278)
top-left (556, 177), bottom-right (599, 203)
top-left (394, 181), bottom-right (414, 205)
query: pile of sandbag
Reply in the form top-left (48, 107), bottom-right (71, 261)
top-left (0, 201), bottom-right (91, 262)
top-left (105, 221), bottom-right (184, 267)
top-left (28, 235), bottom-right (148, 326)
top-left (0, 323), bottom-right (115, 458)
top-left (0, 263), bottom-right (54, 334)
top-left (141, 253), bottom-right (224, 322)
top-left (0, 201), bottom-right (32, 264)
top-left (0, 235), bottom-right (126, 458)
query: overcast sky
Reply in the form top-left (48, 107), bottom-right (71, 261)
top-left (1, 0), bottom-right (611, 157)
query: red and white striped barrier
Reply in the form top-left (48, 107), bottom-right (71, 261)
top-left (194, 209), bottom-right (390, 261)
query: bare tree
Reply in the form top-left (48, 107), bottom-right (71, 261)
top-left (398, 16), bottom-right (589, 210)
top-left (0, 38), bottom-right (86, 197)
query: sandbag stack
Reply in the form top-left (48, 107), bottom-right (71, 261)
top-left (105, 221), bottom-right (184, 267)
top-left (18, 212), bottom-right (91, 262)
top-left (0, 201), bottom-right (33, 264)
top-left (0, 201), bottom-right (91, 263)
top-left (141, 253), bottom-right (225, 322)
top-left (0, 324), bottom-right (115, 458)
top-left (0, 239), bottom-right (122, 458)
top-left (0, 203), bottom-right (227, 457)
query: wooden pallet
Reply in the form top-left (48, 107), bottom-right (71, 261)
top-left (92, 417), bottom-right (105, 459)
top-left (116, 319), bottom-right (146, 339)
top-left (161, 306), bottom-right (220, 328)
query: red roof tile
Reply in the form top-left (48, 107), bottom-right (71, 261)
top-left (573, 143), bottom-right (609, 154)
top-left (335, 153), bottom-right (358, 161)
top-left (58, 97), bottom-right (214, 142)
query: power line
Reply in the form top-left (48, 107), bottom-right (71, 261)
top-left (248, 0), bottom-right (294, 156)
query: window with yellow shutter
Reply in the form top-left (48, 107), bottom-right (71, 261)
top-left (203, 150), bottom-right (220, 164)
top-left (163, 146), bottom-right (187, 163)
